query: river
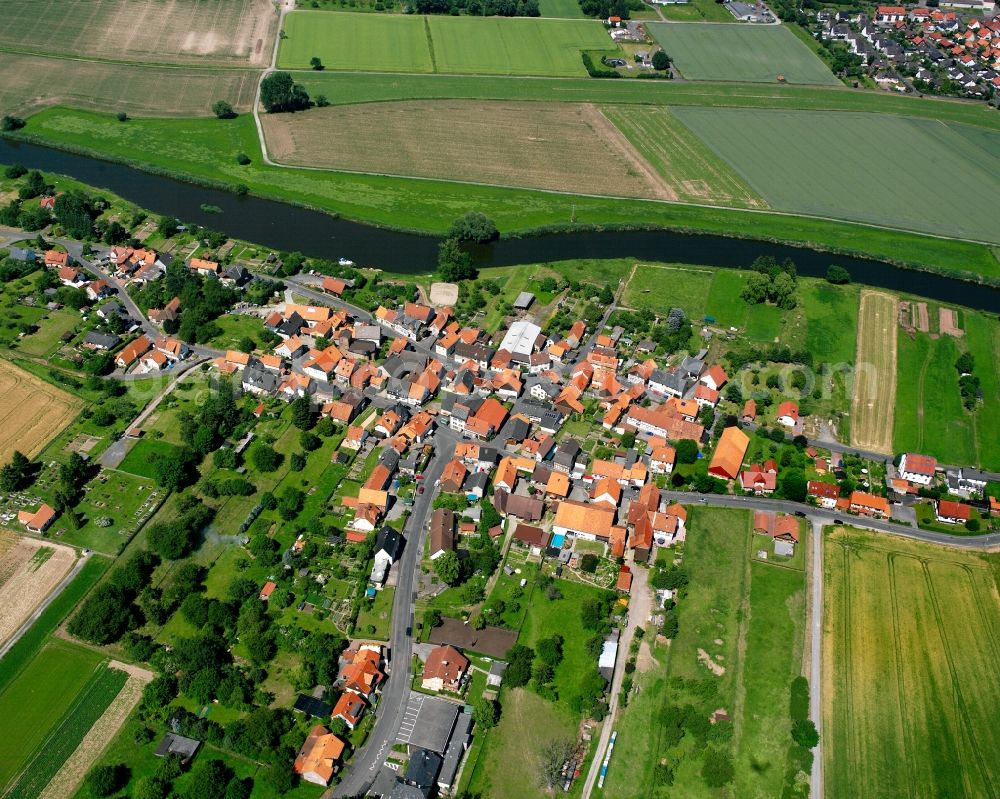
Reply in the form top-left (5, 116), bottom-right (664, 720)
top-left (1, 137), bottom-right (996, 313)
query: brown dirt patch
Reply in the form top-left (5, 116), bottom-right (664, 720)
top-left (636, 640), bottom-right (658, 673)
top-left (0, 359), bottom-right (82, 462)
top-left (262, 100), bottom-right (671, 200)
top-left (939, 307), bottom-right (964, 338)
top-left (427, 616), bottom-right (518, 659)
top-left (0, 533), bottom-right (76, 646)
top-left (914, 302), bottom-right (929, 333)
top-left (698, 647), bottom-right (726, 676)
top-left (851, 290), bottom-right (898, 454)
top-left (36, 671), bottom-right (149, 799)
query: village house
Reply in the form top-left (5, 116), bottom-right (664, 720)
top-left (708, 426), bottom-right (749, 480)
top-left (331, 691), bottom-right (366, 730)
top-left (808, 480), bottom-right (840, 508)
top-left (849, 490), bottom-right (891, 518)
top-left (422, 645), bottom-right (470, 692)
top-left (898, 452), bottom-right (937, 486)
top-left (429, 508), bottom-right (455, 560)
top-left (753, 511), bottom-right (800, 556)
top-left (552, 499), bottom-right (616, 542)
top-left (293, 725), bottom-right (346, 787)
top-left (776, 401), bottom-right (799, 428)
top-left (115, 334), bottom-right (152, 369)
top-left (936, 499), bottom-right (972, 524)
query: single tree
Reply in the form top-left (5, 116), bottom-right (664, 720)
top-left (448, 211), bottom-right (498, 243)
top-left (433, 550), bottom-right (462, 585)
top-left (826, 264), bottom-right (851, 284)
top-left (309, 56), bottom-right (324, 70)
top-left (212, 100), bottom-right (236, 119)
top-left (652, 49), bottom-right (671, 70)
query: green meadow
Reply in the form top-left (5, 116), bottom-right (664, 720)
top-left (648, 22), bottom-right (840, 85)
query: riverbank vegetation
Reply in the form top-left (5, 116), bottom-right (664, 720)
top-left (8, 108), bottom-right (1000, 283)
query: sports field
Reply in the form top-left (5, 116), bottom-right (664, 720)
top-left (850, 291), bottom-right (897, 454)
top-left (600, 105), bottom-right (767, 208)
top-left (824, 527), bottom-right (1000, 798)
top-left (0, 359), bottom-right (81, 463)
top-left (0, 53), bottom-right (260, 117)
top-left (263, 100), bottom-right (674, 199)
top-left (0, 640), bottom-right (103, 790)
top-left (647, 23), bottom-right (840, 85)
top-left (277, 11), bottom-right (609, 76)
top-left (674, 108), bottom-right (1000, 243)
top-left (0, 0), bottom-right (278, 65)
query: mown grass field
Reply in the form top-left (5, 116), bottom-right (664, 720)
top-left (598, 508), bottom-right (806, 798)
top-left (673, 108), bottom-right (1000, 244)
top-left (16, 308), bottom-right (82, 358)
top-left (0, 556), bottom-right (108, 696)
top-left (0, 640), bottom-right (103, 789)
top-left (278, 11), bottom-right (609, 76)
top-left (892, 325), bottom-right (989, 468)
top-left (648, 23), bottom-right (840, 85)
top-left (262, 100), bottom-right (673, 199)
top-left (463, 687), bottom-right (581, 799)
top-left (0, 0), bottom-right (277, 65)
top-left (294, 72), bottom-right (1000, 131)
top-left (15, 108), bottom-right (1000, 280)
top-left (117, 438), bottom-right (185, 479)
top-left (850, 291), bottom-right (897, 454)
top-left (600, 105), bottom-right (766, 208)
top-left (823, 527), bottom-right (1000, 798)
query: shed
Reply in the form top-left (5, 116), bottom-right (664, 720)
top-left (155, 733), bottom-right (201, 764)
top-left (513, 291), bottom-right (535, 310)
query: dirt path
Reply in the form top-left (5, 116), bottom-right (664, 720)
top-left (587, 104), bottom-right (679, 202)
top-left (37, 669), bottom-right (151, 799)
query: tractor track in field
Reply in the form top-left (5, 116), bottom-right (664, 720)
top-left (921, 560), bottom-right (998, 799)
top-left (886, 553), bottom-right (920, 797)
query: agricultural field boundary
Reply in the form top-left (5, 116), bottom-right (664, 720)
top-left (1, 665), bottom-right (129, 799)
top-left (37, 665), bottom-right (153, 799)
top-left (850, 290), bottom-right (897, 453)
top-left (0, 556), bottom-right (108, 694)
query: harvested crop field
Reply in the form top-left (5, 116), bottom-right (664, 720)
top-left (0, 359), bottom-right (81, 462)
top-left (824, 527), bottom-right (1000, 798)
top-left (600, 105), bottom-right (767, 208)
top-left (0, 53), bottom-right (260, 117)
top-left (263, 100), bottom-right (677, 199)
top-left (851, 291), bottom-right (897, 454)
top-left (0, 532), bottom-right (77, 648)
top-left (0, 0), bottom-right (278, 66)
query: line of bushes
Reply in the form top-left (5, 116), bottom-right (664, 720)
top-left (582, 52), bottom-right (621, 79)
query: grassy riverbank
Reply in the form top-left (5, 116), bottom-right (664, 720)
top-left (6, 107), bottom-right (1000, 282)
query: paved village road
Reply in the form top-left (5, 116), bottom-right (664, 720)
top-left (330, 429), bottom-right (459, 798)
top-left (659, 491), bottom-right (1000, 549)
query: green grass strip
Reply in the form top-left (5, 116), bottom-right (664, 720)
top-left (0, 556), bottom-right (109, 694)
top-left (3, 666), bottom-right (128, 799)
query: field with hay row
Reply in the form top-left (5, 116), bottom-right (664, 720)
top-left (823, 527), bottom-right (1000, 798)
top-left (850, 290), bottom-right (897, 454)
top-left (600, 105), bottom-right (767, 208)
top-left (0, 533), bottom-right (77, 648)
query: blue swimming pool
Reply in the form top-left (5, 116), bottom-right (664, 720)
top-left (551, 533), bottom-right (565, 548)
